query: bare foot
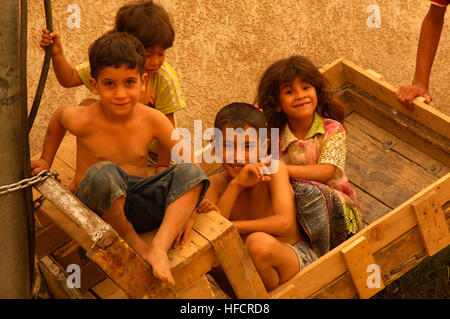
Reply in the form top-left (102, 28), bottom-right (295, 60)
top-left (144, 245), bottom-right (175, 287)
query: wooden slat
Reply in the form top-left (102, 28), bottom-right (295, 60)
top-left (341, 59), bottom-right (450, 140)
top-left (91, 279), bottom-right (128, 299)
top-left (38, 256), bottom-right (83, 299)
top-left (35, 223), bottom-right (72, 259)
top-left (346, 122), bottom-right (438, 209)
top-left (412, 191), bottom-right (450, 256)
top-left (341, 237), bottom-right (384, 299)
top-left (319, 57), bottom-right (347, 91)
top-left (194, 212), bottom-right (269, 299)
top-left (178, 275), bottom-right (215, 299)
top-left (345, 112), bottom-right (449, 178)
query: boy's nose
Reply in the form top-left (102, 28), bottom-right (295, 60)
top-left (146, 55), bottom-right (159, 68)
top-left (114, 86), bottom-right (127, 99)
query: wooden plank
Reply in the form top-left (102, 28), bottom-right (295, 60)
top-left (38, 256), bottom-right (83, 299)
top-left (178, 275), bottom-right (215, 299)
top-left (194, 212), bottom-right (269, 299)
top-left (345, 112), bottom-right (449, 178)
top-left (35, 223), bottom-right (72, 259)
top-left (341, 59), bottom-right (450, 140)
top-left (319, 57), bottom-right (347, 91)
top-left (345, 121), bottom-right (438, 209)
top-left (340, 88), bottom-right (450, 166)
top-left (270, 284), bottom-right (301, 299)
top-left (412, 191), bottom-right (450, 256)
top-left (341, 237), bottom-right (384, 298)
top-left (351, 182), bottom-right (392, 225)
top-left (269, 174), bottom-right (450, 299)
top-left (91, 279), bottom-right (128, 299)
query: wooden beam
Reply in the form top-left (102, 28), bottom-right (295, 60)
top-left (341, 237), bottom-right (384, 299)
top-left (194, 212), bottom-right (269, 299)
top-left (412, 191), bottom-right (450, 256)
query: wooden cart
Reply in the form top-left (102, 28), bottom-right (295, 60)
top-left (32, 58), bottom-right (450, 299)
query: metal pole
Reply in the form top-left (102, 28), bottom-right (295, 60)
top-left (0, 0), bottom-right (32, 298)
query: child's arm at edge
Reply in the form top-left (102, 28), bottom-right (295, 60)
top-left (40, 29), bottom-right (83, 88)
top-left (31, 106), bottom-right (68, 175)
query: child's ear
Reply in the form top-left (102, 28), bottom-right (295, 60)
top-left (141, 73), bottom-right (148, 90)
top-left (89, 78), bottom-right (98, 95)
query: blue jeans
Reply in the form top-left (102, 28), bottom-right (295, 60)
top-left (76, 161), bottom-right (210, 234)
top-left (291, 179), bottom-right (349, 257)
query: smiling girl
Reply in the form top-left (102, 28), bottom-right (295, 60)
top-left (256, 55), bottom-right (363, 257)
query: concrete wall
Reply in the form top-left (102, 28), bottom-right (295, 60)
top-left (27, 0), bottom-right (449, 156)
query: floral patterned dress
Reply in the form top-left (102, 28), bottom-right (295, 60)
top-left (280, 112), bottom-right (363, 254)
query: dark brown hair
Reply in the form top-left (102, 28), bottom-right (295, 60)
top-left (256, 55), bottom-right (345, 130)
top-left (89, 31), bottom-right (146, 79)
top-left (114, 0), bottom-right (175, 49)
top-left (214, 103), bottom-right (267, 131)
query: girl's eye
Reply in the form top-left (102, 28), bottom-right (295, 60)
top-left (303, 86), bottom-right (310, 90)
top-left (126, 80), bottom-right (136, 86)
top-left (105, 81), bottom-right (114, 87)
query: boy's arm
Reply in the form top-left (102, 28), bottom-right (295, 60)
top-left (155, 113), bottom-right (175, 173)
top-left (31, 106), bottom-right (68, 175)
top-left (232, 161), bottom-right (297, 238)
top-left (396, 4), bottom-right (446, 110)
top-left (152, 111), bottom-right (197, 165)
top-left (41, 29), bottom-right (83, 88)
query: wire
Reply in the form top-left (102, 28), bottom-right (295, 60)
top-left (28, 0), bottom-right (53, 130)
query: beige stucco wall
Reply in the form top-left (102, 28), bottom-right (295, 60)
top-left (27, 0), bottom-right (449, 157)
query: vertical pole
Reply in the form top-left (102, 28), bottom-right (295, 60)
top-left (0, 0), bottom-right (32, 298)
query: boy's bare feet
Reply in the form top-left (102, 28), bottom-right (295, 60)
top-left (144, 244), bottom-right (175, 287)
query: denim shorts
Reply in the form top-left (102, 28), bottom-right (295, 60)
top-left (286, 241), bottom-right (319, 270)
top-left (75, 161), bottom-right (210, 234)
top-left (291, 179), bottom-right (349, 257)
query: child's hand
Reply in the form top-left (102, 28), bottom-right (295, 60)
top-left (174, 212), bottom-right (196, 247)
top-left (196, 199), bottom-right (220, 214)
top-left (40, 29), bottom-right (63, 56)
top-left (31, 158), bottom-right (50, 176)
top-left (234, 163), bottom-right (271, 189)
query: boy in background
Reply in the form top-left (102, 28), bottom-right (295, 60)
top-left (32, 31), bottom-right (209, 287)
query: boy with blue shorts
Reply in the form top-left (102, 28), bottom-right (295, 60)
top-left (32, 31), bottom-right (209, 287)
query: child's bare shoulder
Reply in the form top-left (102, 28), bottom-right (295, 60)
top-left (206, 170), bottom-right (230, 198)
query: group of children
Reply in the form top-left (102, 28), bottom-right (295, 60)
top-left (31, 1), bottom-right (362, 292)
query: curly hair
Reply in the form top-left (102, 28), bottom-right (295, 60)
top-left (256, 55), bottom-right (345, 130)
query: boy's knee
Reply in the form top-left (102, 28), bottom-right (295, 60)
top-left (76, 161), bottom-right (127, 214)
top-left (245, 232), bottom-right (277, 262)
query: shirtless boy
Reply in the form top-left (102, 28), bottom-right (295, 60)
top-left (198, 103), bottom-right (317, 291)
top-left (31, 31), bottom-right (209, 287)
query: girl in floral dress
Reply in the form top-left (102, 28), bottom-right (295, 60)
top-left (256, 55), bottom-right (363, 257)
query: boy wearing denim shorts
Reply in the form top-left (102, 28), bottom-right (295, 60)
top-left (31, 31), bottom-right (209, 287)
top-left (196, 103), bottom-right (317, 291)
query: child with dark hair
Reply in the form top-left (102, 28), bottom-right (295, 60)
top-left (32, 31), bottom-right (209, 287)
top-left (198, 102), bottom-right (317, 291)
top-left (256, 55), bottom-right (362, 257)
top-left (40, 0), bottom-right (185, 173)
